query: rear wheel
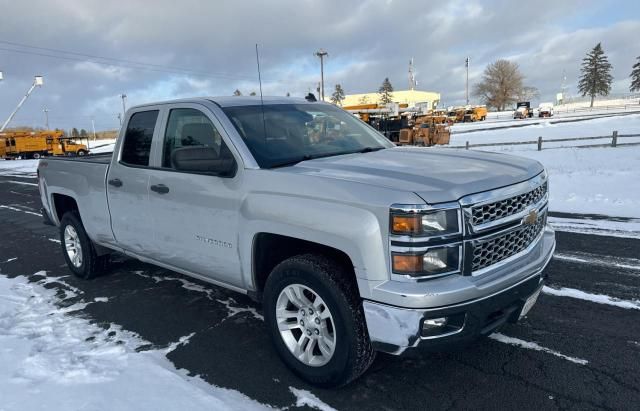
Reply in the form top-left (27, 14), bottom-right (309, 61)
top-left (33, 152), bottom-right (41, 159)
top-left (77, 149), bottom-right (87, 156)
top-left (59, 211), bottom-right (110, 279)
top-left (263, 254), bottom-right (375, 387)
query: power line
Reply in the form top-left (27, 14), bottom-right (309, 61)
top-left (0, 40), bottom-right (261, 82)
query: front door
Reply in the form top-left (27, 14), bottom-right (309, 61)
top-left (145, 105), bottom-right (244, 287)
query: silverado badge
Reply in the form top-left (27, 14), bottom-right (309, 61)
top-left (523, 209), bottom-right (538, 226)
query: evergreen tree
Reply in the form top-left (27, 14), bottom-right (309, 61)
top-left (249, 91), bottom-right (257, 96)
top-left (358, 95), bottom-right (370, 104)
top-left (80, 129), bottom-right (88, 138)
top-left (378, 78), bottom-right (394, 104)
top-left (330, 84), bottom-right (345, 106)
top-left (630, 56), bottom-right (640, 92)
top-left (578, 43), bottom-right (613, 107)
top-left (71, 127), bottom-right (79, 138)
top-left (233, 89), bottom-right (242, 96)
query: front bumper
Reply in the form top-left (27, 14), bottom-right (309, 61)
top-left (363, 225), bottom-right (555, 355)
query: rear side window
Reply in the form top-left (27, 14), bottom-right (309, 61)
top-left (121, 110), bottom-right (159, 166)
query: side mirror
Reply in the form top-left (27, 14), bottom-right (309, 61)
top-left (171, 146), bottom-right (236, 176)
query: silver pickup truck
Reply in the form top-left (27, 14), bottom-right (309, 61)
top-left (38, 97), bottom-right (555, 387)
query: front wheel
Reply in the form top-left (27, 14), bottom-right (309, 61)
top-left (263, 254), bottom-right (376, 387)
top-left (77, 149), bottom-right (87, 156)
top-left (59, 211), bottom-right (110, 279)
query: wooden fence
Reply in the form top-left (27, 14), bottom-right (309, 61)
top-left (453, 131), bottom-right (640, 151)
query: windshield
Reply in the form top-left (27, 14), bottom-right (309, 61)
top-left (222, 103), bottom-right (393, 168)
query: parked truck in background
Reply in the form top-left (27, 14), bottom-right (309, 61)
top-left (513, 102), bottom-right (534, 119)
top-left (463, 106), bottom-right (488, 122)
top-left (1, 130), bottom-right (89, 159)
top-left (38, 96), bottom-right (555, 387)
top-left (538, 102), bottom-right (554, 118)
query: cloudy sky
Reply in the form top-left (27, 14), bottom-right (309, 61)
top-left (0, 0), bottom-right (638, 131)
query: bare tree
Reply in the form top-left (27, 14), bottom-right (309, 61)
top-left (473, 59), bottom-right (532, 110)
top-left (517, 86), bottom-right (540, 102)
top-left (233, 89), bottom-right (242, 96)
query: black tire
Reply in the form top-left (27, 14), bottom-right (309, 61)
top-left (77, 149), bottom-right (87, 156)
top-left (59, 211), bottom-right (110, 279)
top-left (263, 254), bottom-right (376, 387)
top-left (33, 152), bottom-right (41, 159)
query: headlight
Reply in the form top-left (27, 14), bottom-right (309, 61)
top-left (391, 208), bottom-right (460, 237)
top-left (392, 246), bottom-right (460, 277)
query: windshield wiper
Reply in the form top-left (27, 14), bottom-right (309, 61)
top-left (357, 146), bottom-right (386, 153)
top-left (268, 147), bottom-right (386, 169)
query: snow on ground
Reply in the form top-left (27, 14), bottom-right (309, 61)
top-left (446, 114), bottom-right (640, 223)
top-left (0, 274), bottom-right (270, 411)
top-left (488, 333), bottom-right (588, 365)
top-left (0, 159), bottom-right (38, 177)
top-left (88, 138), bottom-right (117, 154)
top-left (450, 113), bottom-right (640, 145)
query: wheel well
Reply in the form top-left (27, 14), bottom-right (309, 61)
top-left (52, 194), bottom-right (79, 222)
top-left (253, 233), bottom-right (354, 293)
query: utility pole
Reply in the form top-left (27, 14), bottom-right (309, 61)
top-left (465, 57), bottom-right (470, 105)
top-left (408, 58), bottom-right (416, 91)
top-left (314, 49), bottom-right (328, 101)
top-left (1, 75), bottom-right (44, 133)
top-left (0, 71), bottom-right (3, 82)
top-left (117, 113), bottom-right (122, 127)
top-left (91, 118), bottom-right (97, 140)
top-left (120, 93), bottom-right (127, 117)
top-left (43, 108), bottom-right (50, 129)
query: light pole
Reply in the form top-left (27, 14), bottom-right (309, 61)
top-left (314, 49), bottom-right (328, 101)
top-left (120, 94), bottom-right (127, 117)
top-left (465, 57), bottom-right (470, 105)
top-left (43, 108), bottom-right (49, 129)
top-left (1, 75), bottom-right (44, 133)
top-left (0, 71), bottom-right (3, 82)
top-left (117, 113), bottom-right (122, 127)
top-left (91, 118), bottom-right (97, 140)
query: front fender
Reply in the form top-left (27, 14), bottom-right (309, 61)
top-left (238, 193), bottom-right (390, 291)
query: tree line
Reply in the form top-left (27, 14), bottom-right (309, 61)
top-left (474, 43), bottom-right (640, 109)
top-left (230, 43), bottom-right (640, 110)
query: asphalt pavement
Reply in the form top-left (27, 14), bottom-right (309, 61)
top-left (1, 172), bottom-right (639, 410)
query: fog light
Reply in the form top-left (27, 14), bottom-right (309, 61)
top-left (423, 317), bottom-right (448, 332)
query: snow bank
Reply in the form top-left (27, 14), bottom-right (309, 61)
top-left (0, 274), bottom-right (270, 411)
top-left (0, 159), bottom-right (38, 176)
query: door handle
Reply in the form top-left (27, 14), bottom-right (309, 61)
top-left (108, 178), bottom-right (123, 187)
top-left (150, 184), bottom-right (170, 194)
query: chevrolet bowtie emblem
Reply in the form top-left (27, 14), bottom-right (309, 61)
top-left (523, 209), bottom-right (538, 226)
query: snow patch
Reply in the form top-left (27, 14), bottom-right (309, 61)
top-left (553, 252), bottom-right (640, 272)
top-left (2, 257), bottom-right (18, 263)
top-left (165, 332), bottom-right (196, 354)
top-left (543, 286), bottom-right (640, 310)
top-left (5, 180), bottom-right (38, 187)
top-left (48, 238), bottom-right (61, 244)
top-left (0, 274), bottom-right (271, 410)
top-left (94, 297), bottom-right (109, 303)
top-left (217, 298), bottom-right (264, 321)
top-left (289, 387), bottom-right (338, 411)
top-left (489, 333), bottom-right (588, 365)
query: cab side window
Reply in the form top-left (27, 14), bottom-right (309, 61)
top-left (162, 108), bottom-right (235, 174)
top-left (121, 110), bottom-right (158, 166)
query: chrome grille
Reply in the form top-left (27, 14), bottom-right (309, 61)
top-left (472, 212), bottom-right (546, 272)
top-left (471, 182), bottom-right (547, 226)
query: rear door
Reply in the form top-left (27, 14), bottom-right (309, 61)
top-left (145, 104), bottom-right (244, 287)
top-left (107, 108), bottom-right (164, 254)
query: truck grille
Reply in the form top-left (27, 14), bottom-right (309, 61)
top-left (471, 182), bottom-right (547, 226)
top-left (472, 211), bottom-right (546, 272)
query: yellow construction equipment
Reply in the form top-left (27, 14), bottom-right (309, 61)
top-left (0, 130), bottom-right (89, 159)
top-left (463, 106), bottom-right (488, 122)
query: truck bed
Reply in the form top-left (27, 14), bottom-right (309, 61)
top-left (44, 153), bottom-right (112, 164)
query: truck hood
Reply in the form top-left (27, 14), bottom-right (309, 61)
top-left (283, 147), bottom-right (544, 204)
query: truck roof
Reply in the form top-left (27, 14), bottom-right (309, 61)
top-left (129, 96), bottom-right (317, 111)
